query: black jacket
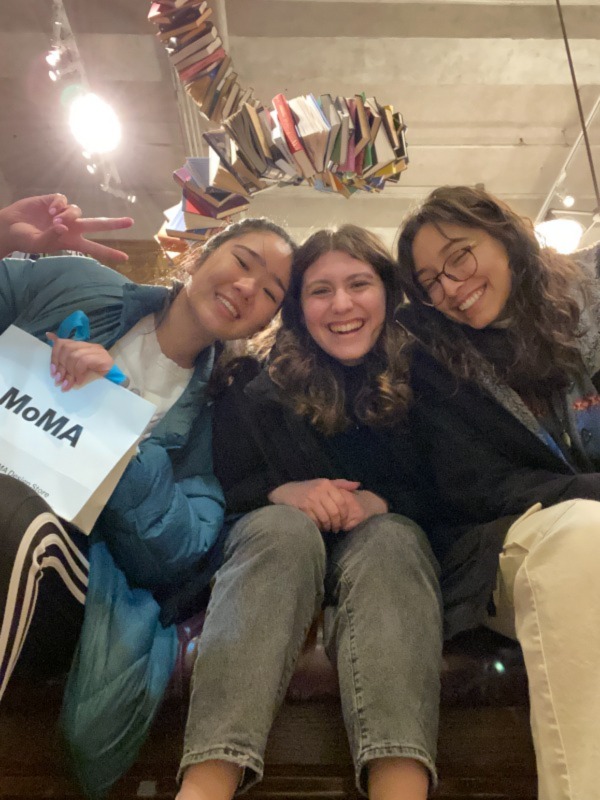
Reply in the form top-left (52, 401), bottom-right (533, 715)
top-left (393, 243), bottom-right (600, 636)
top-left (410, 346), bottom-right (600, 523)
top-left (404, 241), bottom-right (600, 525)
top-left (406, 344), bottom-right (600, 637)
top-left (212, 357), bottom-right (438, 533)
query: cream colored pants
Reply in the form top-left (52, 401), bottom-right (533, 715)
top-left (486, 499), bottom-right (600, 800)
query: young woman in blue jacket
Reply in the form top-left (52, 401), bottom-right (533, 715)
top-left (177, 226), bottom-right (443, 800)
top-left (396, 185), bottom-right (600, 800)
top-left (0, 194), bottom-right (294, 793)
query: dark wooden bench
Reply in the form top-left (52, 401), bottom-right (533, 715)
top-left (0, 621), bottom-right (535, 800)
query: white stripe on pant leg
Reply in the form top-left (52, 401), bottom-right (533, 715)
top-left (1, 515), bottom-right (89, 653)
top-left (0, 513), bottom-right (89, 702)
top-left (4, 552), bottom-right (88, 688)
top-left (1, 520), bottom-right (89, 679)
top-left (0, 525), bottom-right (89, 700)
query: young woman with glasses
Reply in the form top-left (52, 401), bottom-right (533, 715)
top-left (396, 184), bottom-right (600, 800)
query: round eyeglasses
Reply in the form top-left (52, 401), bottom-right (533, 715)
top-left (417, 246), bottom-right (478, 307)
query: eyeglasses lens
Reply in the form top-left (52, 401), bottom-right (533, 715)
top-left (421, 248), bottom-right (477, 306)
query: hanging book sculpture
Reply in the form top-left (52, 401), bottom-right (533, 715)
top-left (148, 0), bottom-right (409, 247)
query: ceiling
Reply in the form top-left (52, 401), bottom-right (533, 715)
top-left (2, 0), bottom-right (599, 254)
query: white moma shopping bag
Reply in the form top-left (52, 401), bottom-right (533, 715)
top-left (0, 326), bottom-right (156, 533)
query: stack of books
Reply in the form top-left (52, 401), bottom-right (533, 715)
top-left (205, 93), bottom-right (408, 197)
top-left (155, 153), bottom-right (250, 248)
top-left (146, 1), bottom-right (409, 197)
top-left (148, 0), bottom-right (254, 124)
top-left (148, 2), bottom-right (411, 248)
top-left (267, 92), bottom-right (409, 197)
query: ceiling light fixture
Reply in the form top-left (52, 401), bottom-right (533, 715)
top-left (562, 194), bottom-right (575, 208)
top-left (69, 93), bottom-right (122, 154)
top-left (45, 48), bottom-right (61, 68)
top-left (535, 218), bottom-right (584, 254)
top-left (45, 0), bottom-right (135, 205)
top-left (537, 1), bottom-right (600, 239)
top-left (49, 61), bottom-right (78, 82)
top-left (554, 0), bottom-right (599, 211)
top-left (555, 188), bottom-right (576, 208)
top-left (46, 1), bottom-right (80, 84)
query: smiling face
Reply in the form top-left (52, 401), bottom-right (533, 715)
top-left (411, 222), bottom-right (512, 328)
top-left (300, 250), bottom-right (386, 365)
top-left (183, 230), bottom-right (293, 341)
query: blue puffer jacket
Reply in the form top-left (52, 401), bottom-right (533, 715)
top-left (0, 256), bottom-right (225, 796)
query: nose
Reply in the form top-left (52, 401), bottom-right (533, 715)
top-left (331, 288), bottom-right (353, 313)
top-left (438, 272), bottom-right (461, 298)
top-left (234, 276), bottom-right (257, 300)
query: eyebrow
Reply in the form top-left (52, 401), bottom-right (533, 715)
top-left (234, 244), bottom-right (286, 294)
top-left (415, 236), bottom-right (469, 277)
top-left (303, 270), bottom-right (376, 291)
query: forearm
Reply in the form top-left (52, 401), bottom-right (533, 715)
top-left (495, 470), bottom-right (600, 516)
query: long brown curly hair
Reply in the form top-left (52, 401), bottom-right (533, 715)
top-left (396, 185), bottom-right (586, 392)
top-left (267, 224), bottom-right (412, 435)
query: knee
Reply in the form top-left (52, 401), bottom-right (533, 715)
top-left (270, 505), bottom-right (327, 567)
top-left (335, 514), bottom-right (440, 585)
top-left (509, 500), bottom-right (600, 617)
top-left (229, 505), bottom-right (326, 574)
top-left (0, 474), bottom-right (53, 531)
top-left (360, 514), bottom-right (438, 571)
top-left (389, 515), bottom-right (437, 563)
top-left (519, 499), bottom-right (600, 577)
top-left (559, 498), bottom-right (600, 540)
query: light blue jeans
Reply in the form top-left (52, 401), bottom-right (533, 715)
top-left (180, 505), bottom-right (443, 795)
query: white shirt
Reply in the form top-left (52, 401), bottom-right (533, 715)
top-left (109, 314), bottom-right (193, 435)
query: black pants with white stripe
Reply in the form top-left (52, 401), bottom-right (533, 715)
top-left (0, 475), bottom-right (89, 702)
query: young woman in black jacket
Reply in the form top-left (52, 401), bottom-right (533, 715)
top-left (396, 184), bottom-right (600, 800)
top-left (177, 226), bottom-right (443, 800)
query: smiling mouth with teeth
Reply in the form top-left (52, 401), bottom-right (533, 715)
top-left (217, 294), bottom-right (239, 319)
top-left (458, 287), bottom-right (484, 312)
top-left (328, 320), bottom-right (365, 334)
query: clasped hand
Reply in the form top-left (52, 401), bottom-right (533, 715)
top-left (268, 478), bottom-right (388, 532)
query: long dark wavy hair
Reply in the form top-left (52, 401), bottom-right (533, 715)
top-left (397, 185), bottom-right (586, 392)
top-left (266, 224), bottom-right (412, 434)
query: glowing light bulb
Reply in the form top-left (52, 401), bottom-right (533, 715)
top-left (562, 194), bottom-right (575, 208)
top-left (535, 218), bottom-right (584, 254)
top-left (46, 48), bottom-right (61, 67)
top-left (69, 93), bottom-right (121, 154)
